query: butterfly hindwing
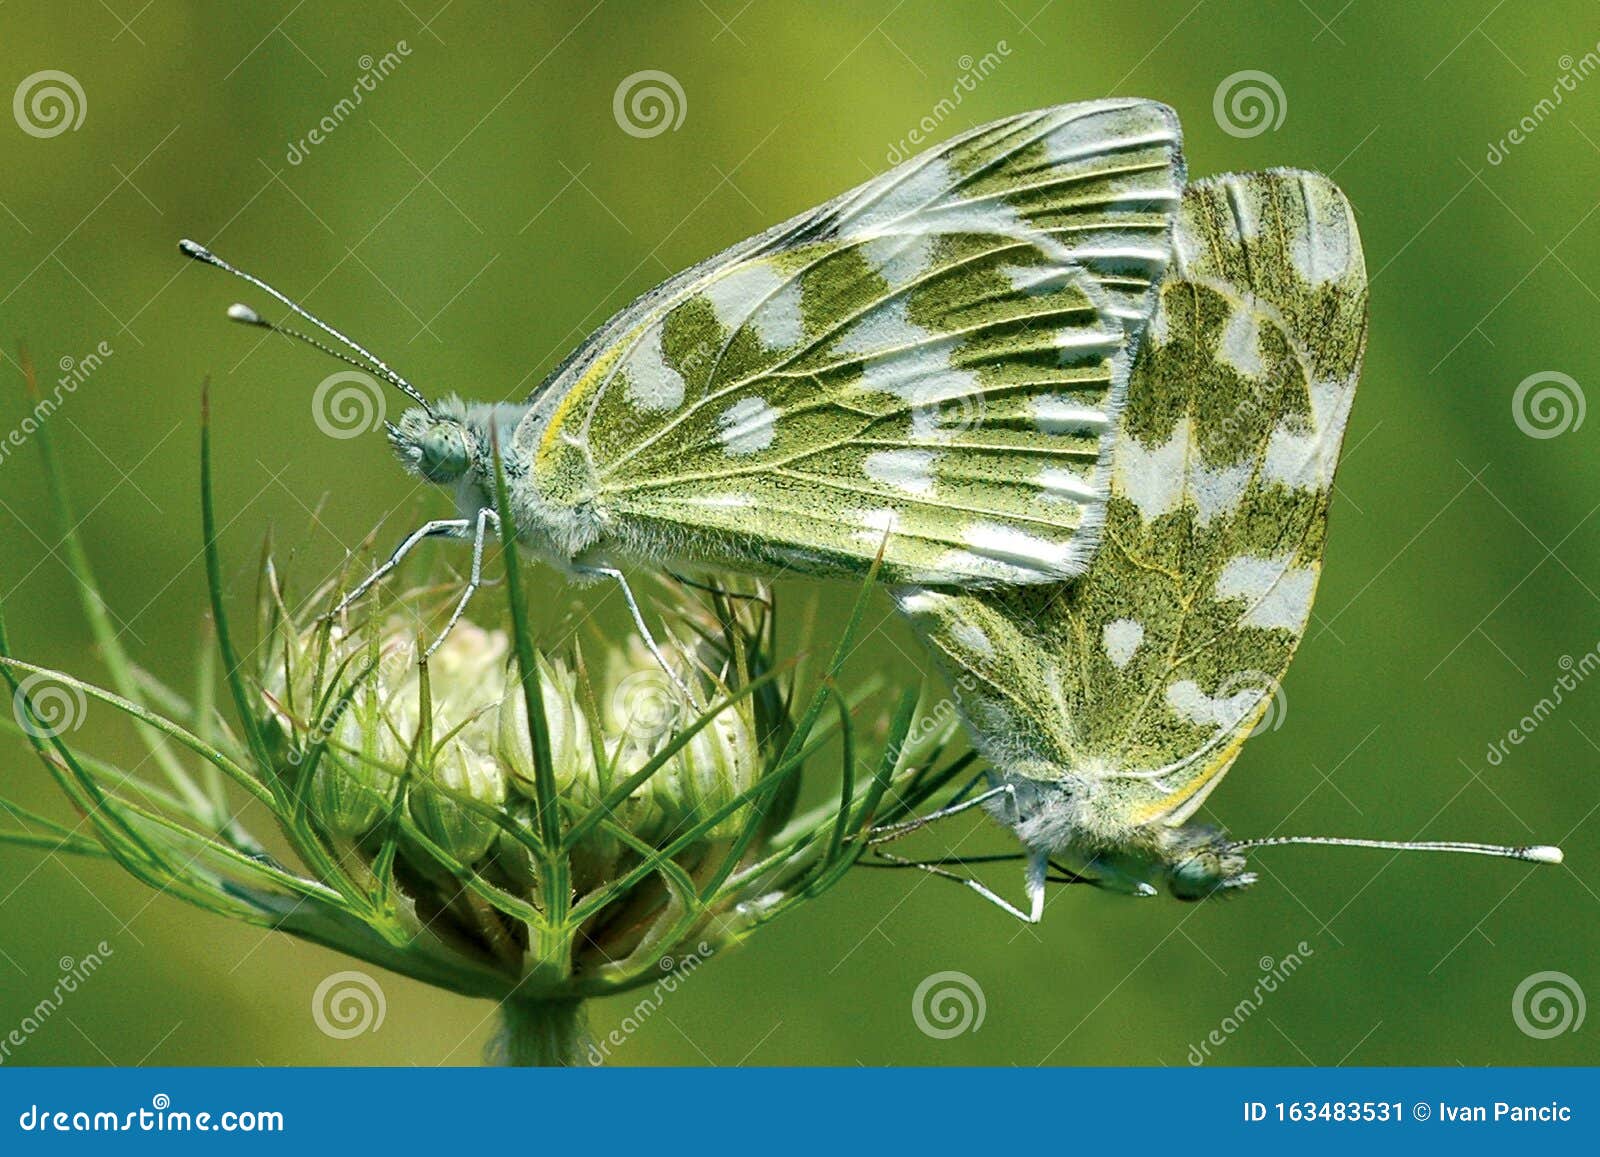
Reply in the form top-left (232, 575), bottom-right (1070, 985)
top-left (895, 170), bottom-right (1367, 831)
top-left (526, 100), bottom-right (1185, 585)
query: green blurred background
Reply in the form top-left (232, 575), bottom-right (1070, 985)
top-left (1, 0), bottom-right (1596, 1066)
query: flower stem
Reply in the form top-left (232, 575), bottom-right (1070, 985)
top-left (491, 998), bottom-right (592, 1066)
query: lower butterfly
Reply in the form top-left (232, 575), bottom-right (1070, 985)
top-left (880, 170), bottom-right (1562, 919)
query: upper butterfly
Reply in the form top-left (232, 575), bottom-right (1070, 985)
top-left (179, 100), bottom-right (1183, 663)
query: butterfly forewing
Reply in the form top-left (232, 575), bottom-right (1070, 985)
top-left (896, 170), bottom-right (1368, 828)
top-left (528, 100), bottom-right (1185, 584)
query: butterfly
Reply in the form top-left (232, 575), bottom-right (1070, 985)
top-left (876, 168), bottom-right (1562, 919)
top-left (179, 99), bottom-right (1182, 680)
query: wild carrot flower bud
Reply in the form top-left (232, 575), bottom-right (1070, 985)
top-left (2, 358), bottom-right (962, 1067)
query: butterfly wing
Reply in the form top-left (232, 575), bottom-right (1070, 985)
top-left (526, 100), bottom-right (1185, 584)
top-left (895, 170), bottom-right (1368, 829)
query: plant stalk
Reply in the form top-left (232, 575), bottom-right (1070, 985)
top-left (490, 998), bottom-right (592, 1067)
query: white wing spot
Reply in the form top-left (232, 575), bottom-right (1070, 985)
top-left (1214, 554), bottom-right (1320, 632)
top-left (717, 396), bottom-right (779, 456)
top-left (864, 449), bottom-right (936, 495)
top-left (626, 327), bottom-right (686, 413)
top-left (1032, 395), bottom-right (1111, 434)
top-left (1102, 619), bottom-right (1144, 669)
top-left (963, 522), bottom-right (1071, 575)
top-left (1114, 415), bottom-right (1189, 520)
top-left (950, 620), bottom-right (994, 656)
top-left (1218, 304), bottom-right (1264, 378)
top-left (1037, 465), bottom-right (1097, 504)
top-left (1189, 460), bottom-right (1252, 526)
top-left (703, 262), bottom-right (803, 349)
top-left (683, 493), bottom-right (754, 508)
top-left (860, 231), bottom-right (935, 282)
top-left (1166, 680), bottom-right (1261, 731)
top-left (1263, 377), bottom-right (1355, 492)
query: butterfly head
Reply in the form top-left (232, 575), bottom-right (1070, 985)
top-left (1158, 825), bottom-right (1257, 901)
top-left (390, 405), bottom-right (472, 483)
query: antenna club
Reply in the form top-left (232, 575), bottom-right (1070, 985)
top-left (178, 239), bottom-right (213, 261)
top-left (1524, 845), bottom-right (1564, 865)
top-left (226, 303), bottom-right (263, 326)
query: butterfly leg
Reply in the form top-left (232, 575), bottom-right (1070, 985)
top-left (575, 564), bottom-right (700, 705)
top-left (423, 507), bottom-right (499, 660)
top-left (866, 782), bottom-right (1015, 845)
top-left (869, 848), bottom-right (1048, 923)
top-left (331, 517), bottom-right (471, 618)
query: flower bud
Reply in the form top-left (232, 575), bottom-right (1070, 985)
top-left (408, 736), bottom-right (507, 863)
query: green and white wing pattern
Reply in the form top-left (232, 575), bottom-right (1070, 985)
top-left (895, 171), bottom-right (1368, 831)
top-left (528, 100), bottom-right (1185, 585)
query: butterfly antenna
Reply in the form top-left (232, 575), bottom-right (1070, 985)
top-left (177, 238), bottom-right (433, 414)
top-left (1231, 835), bottom-right (1563, 865)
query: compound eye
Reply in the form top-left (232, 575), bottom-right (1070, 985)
top-left (419, 426), bottom-right (468, 481)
